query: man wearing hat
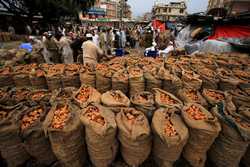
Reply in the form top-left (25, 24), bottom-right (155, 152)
top-left (43, 32), bottom-right (60, 63)
top-left (81, 33), bottom-right (106, 67)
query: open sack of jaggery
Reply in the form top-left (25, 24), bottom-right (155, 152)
top-left (0, 103), bottom-right (30, 167)
top-left (62, 64), bottom-right (81, 88)
top-left (101, 90), bottom-right (130, 113)
top-left (152, 108), bottom-right (189, 167)
top-left (130, 91), bottom-right (156, 121)
top-left (208, 103), bottom-right (250, 167)
top-left (29, 89), bottom-right (51, 105)
top-left (0, 87), bottom-right (10, 105)
top-left (229, 89), bottom-right (250, 108)
top-left (178, 88), bottom-right (208, 108)
top-left (181, 70), bottom-right (202, 90)
top-left (112, 71), bottom-right (129, 95)
top-left (153, 88), bottom-right (183, 110)
top-left (202, 88), bottom-right (225, 106)
top-left (73, 85), bottom-right (101, 108)
top-left (43, 102), bottom-right (86, 167)
top-left (79, 64), bottom-right (96, 88)
top-left (96, 63), bottom-right (112, 93)
top-left (128, 66), bottom-right (145, 97)
top-left (0, 66), bottom-right (14, 87)
top-left (242, 146), bottom-right (250, 167)
top-left (29, 65), bottom-right (47, 89)
top-left (181, 103), bottom-right (221, 167)
top-left (217, 68), bottom-right (242, 91)
top-left (232, 68), bottom-right (250, 90)
top-left (143, 64), bottom-right (162, 92)
top-left (8, 87), bottom-right (31, 105)
top-left (116, 108), bottom-right (152, 167)
top-left (80, 103), bottom-right (118, 167)
top-left (17, 105), bottom-right (56, 166)
top-left (50, 87), bottom-right (77, 104)
top-left (196, 67), bottom-right (219, 90)
top-left (13, 64), bottom-right (36, 88)
top-left (42, 64), bottom-right (64, 91)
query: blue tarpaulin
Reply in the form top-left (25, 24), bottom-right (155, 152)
top-left (19, 43), bottom-right (32, 53)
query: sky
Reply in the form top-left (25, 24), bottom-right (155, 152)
top-left (127, 0), bottom-right (209, 17)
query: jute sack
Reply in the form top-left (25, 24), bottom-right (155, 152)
top-left (158, 67), bottom-right (182, 96)
top-left (13, 65), bottom-right (32, 88)
top-left (101, 90), bottom-right (130, 113)
top-left (44, 64), bottom-right (65, 91)
top-left (130, 91), bottom-right (156, 121)
top-left (73, 85), bottom-right (101, 108)
top-left (197, 67), bottom-right (219, 90)
top-left (0, 66), bottom-right (14, 87)
top-left (29, 89), bottom-right (51, 106)
top-left (79, 65), bottom-right (96, 88)
top-left (116, 108), bottom-right (152, 167)
top-left (232, 69), bottom-right (250, 90)
top-left (8, 87), bottom-right (31, 105)
top-left (238, 106), bottom-right (250, 120)
top-left (242, 146), bottom-right (250, 167)
top-left (49, 87), bottom-right (77, 104)
top-left (181, 103), bottom-right (221, 167)
top-left (62, 64), bottom-right (81, 88)
top-left (29, 67), bottom-right (47, 89)
top-left (96, 64), bottom-right (112, 93)
top-left (208, 103), bottom-right (250, 167)
top-left (112, 71), bottom-right (129, 95)
top-left (0, 87), bottom-right (10, 105)
top-left (80, 103), bottom-right (118, 167)
top-left (202, 89), bottom-right (226, 106)
top-left (43, 102), bottom-right (86, 167)
top-left (17, 105), bottom-right (56, 166)
top-left (128, 66), bottom-right (145, 97)
top-left (217, 68), bottom-right (241, 91)
top-left (153, 88), bottom-right (183, 110)
top-left (152, 108), bottom-right (189, 167)
top-left (177, 88), bottom-right (208, 109)
top-left (181, 70), bottom-right (202, 90)
top-left (229, 89), bottom-right (250, 107)
top-left (0, 103), bottom-right (30, 167)
top-left (143, 65), bottom-right (162, 92)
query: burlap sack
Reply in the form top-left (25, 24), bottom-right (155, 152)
top-left (128, 66), bottom-right (145, 97)
top-left (44, 64), bottom-right (64, 91)
top-left (43, 102), bottom-right (86, 167)
top-left (116, 108), bottom-right (152, 167)
top-left (233, 69), bottom-right (250, 90)
top-left (0, 66), bottom-right (14, 87)
top-left (80, 103), bottom-right (118, 167)
top-left (229, 89), bottom-right (250, 107)
top-left (217, 68), bottom-right (241, 91)
top-left (13, 65), bottom-right (31, 88)
top-left (130, 91), bottom-right (156, 121)
top-left (178, 88), bottom-right (208, 109)
top-left (9, 87), bottom-right (30, 105)
top-left (197, 67), bottom-right (219, 90)
top-left (73, 85), bottom-right (101, 108)
top-left (17, 105), bottom-right (56, 166)
top-left (158, 67), bottom-right (182, 96)
top-left (96, 64), bottom-right (112, 93)
top-left (208, 103), bottom-right (250, 167)
top-left (79, 65), bottom-right (96, 88)
top-left (242, 146), bottom-right (250, 167)
top-left (46, 75), bottom-right (62, 91)
top-left (29, 89), bottom-right (51, 105)
top-left (29, 67), bottom-right (47, 89)
top-left (112, 71), bottom-right (129, 95)
top-left (0, 87), bottom-right (10, 105)
top-left (181, 70), bottom-right (202, 90)
top-left (50, 87), bottom-right (77, 104)
top-left (62, 64), bottom-right (81, 88)
top-left (143, 65), bottom-right (162, 92)
top-left (0, 103), bottom-right (30, 167)
top-left (153, 88), bottom-right (183, 110)
top-left (181, 103), bottom-right (221, 167)
top-left (152, 108), bottom-right (189, 167)
top-left (202, 89), bottom-right (225, 106)
top-left (101, 90), bottom-right (130, 113)
top-left (238, 105), bottom-right (250, 120)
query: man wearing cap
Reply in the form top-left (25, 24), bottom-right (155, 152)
top-left (81, 33), bottom-right (106, 67)
top-left (43, 32), bottom-right (60, 63)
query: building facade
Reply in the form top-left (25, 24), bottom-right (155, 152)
top-left (116, 0), bottom-right (132, 20)
top-left (152, 1), bottom-right (187, 22)
top-left (208, 0), bottom-right (250, 15)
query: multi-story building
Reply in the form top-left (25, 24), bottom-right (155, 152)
top-left (116, 0), bottom-right (132, 20)
top-left (208, 0), bottom-right (250, 15)
top-left (100, 0), bottom-right (118, 19)
top-left (152, 1), bottom-right (187, 22)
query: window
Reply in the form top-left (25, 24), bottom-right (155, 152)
top-left (180, 9), bottom-right (184, 13)
top-left (169, 8), bottom-right (171, 13)
top-left (164, 8), bottom-right (167, 13)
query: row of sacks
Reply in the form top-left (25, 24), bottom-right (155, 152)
top-left (0, 86), bottom-right (249, 167)
top-left (0, 52), bottom-right (249, 97)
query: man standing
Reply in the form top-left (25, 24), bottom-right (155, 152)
top-left (43, 32), bottom-right (60, 63)
top-left (99, 29), bottom-right (107, 54)
top-left (81, 34), bottom-right (106, 67)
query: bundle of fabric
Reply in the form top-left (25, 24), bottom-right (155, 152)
top-left (29, 66), bottom-right (47, 89)
top-left (101, 90), bottom-right (130, 113)
top-left (73, 85), bottom-right (101, 108)
top-left (96, 64), bottom-right (112, 93)
top-left (153, 88), bottom-right (183, 110)
top-left (80, 103), bottom-right (118, 167)
top-left (49, 87), bottom-right (77, 104)
top-left (62, 64), bottom-right (81, 88)
top-left (181, 70), bottom-right (202, 90)
top-left (43, 102), bottom-right (86, 167)
top-left (116, 108), bottom-right (152, 166)
top-left (130, 91), bottom-right (156, 121)
top-left (13, 64), bottom-right (35, 88)
top-left (43, 64), bottom-right (64, 91)
top-left (158, 67), bottom-right (182, 96)
top-left (209, 103), bottom-right (250, 167)
top-left (112, 71), bottom-right (129, 95)
top-left (152, 108), bottom-right (189, 167)
top-left (17, 105), bottom-right (56, 166)
top-left (0, 66), bottom-right (14, 87)
top-left (79, 65), bottom-right (96, 88)
top-left (143, 64), bottom-right (162, 92)
top-left (178, 88), bottom-right (208, 108)
top-left (197, 67), bottom-right (219, 89)
top-left (182, 103), bottom-right (221, 167)
top-left (128, 66), bottom-right (145, 97)
top-left (217, 68), bottom-right (242, 91)
top-left (0, 104), bottom-right (30, 167)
